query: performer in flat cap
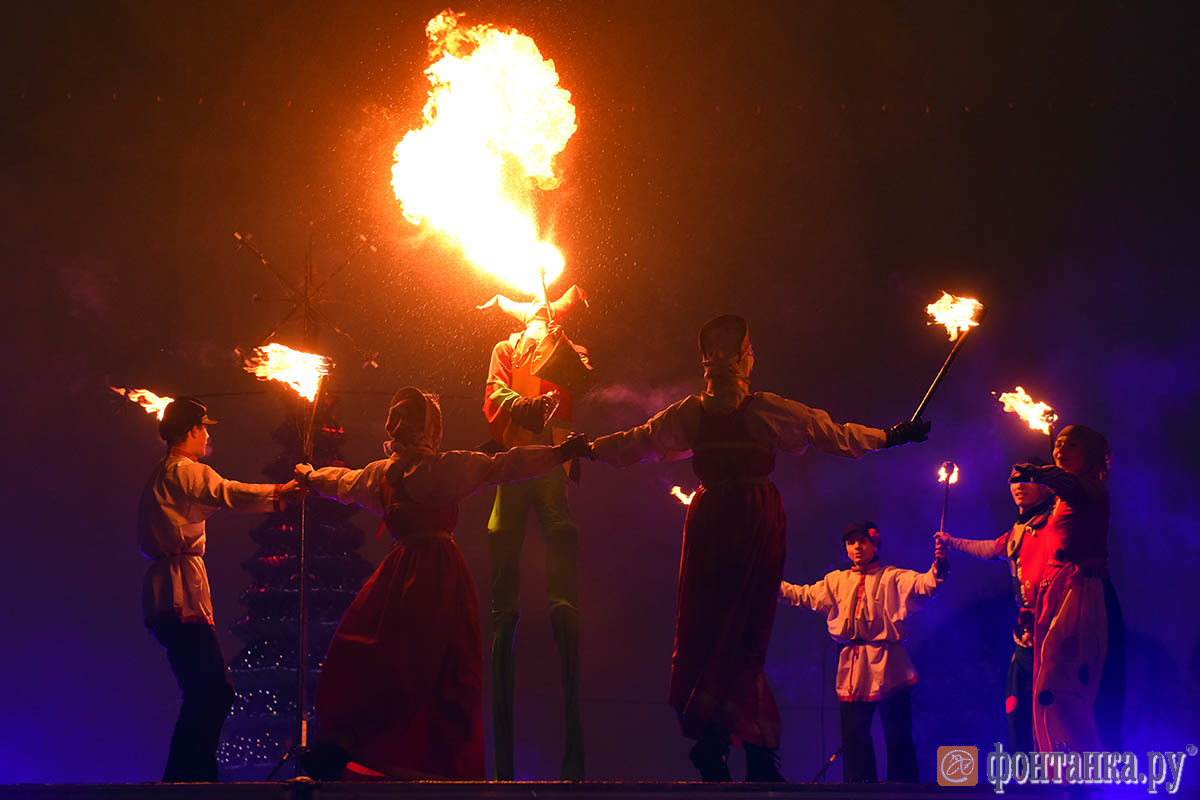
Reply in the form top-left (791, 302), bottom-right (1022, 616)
top-left (477, 286), bottom-right (590, 780)
top-left (294, 387), bottom-right (591, 781)
top-left (138, 397), bottom-right (300, 782)
top-left (590, 315), bottom-right (930, 782)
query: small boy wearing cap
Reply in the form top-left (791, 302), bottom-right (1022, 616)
top-left (137, 397), bottom-right (299, 782)
top-left (779, 522), bottom-right (947, 783)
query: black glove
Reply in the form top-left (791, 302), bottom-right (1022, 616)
top-left (556, 432), bottom-right (593, 461)
top-left (1009, 463), bottom-right (1039, 483)
top-left (510, 395), bottom-right (549, 433)
top-left (884, 419), bottom-right (931, 447)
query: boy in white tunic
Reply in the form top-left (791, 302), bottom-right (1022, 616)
top-left (779, 521), bottom-right (946, 783)
top-left (138, 397), bottom-right (299, 782)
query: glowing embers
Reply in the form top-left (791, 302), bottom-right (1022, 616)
top-left (391, 10), bottom-right (577, 295)
top-left (937, 462), bottom-right (960, 484)
top-left (242, 343), bottom-right (331, 402)
top-left (995, 386), bottom-right (1058, 435)
top-left (111, 386), bottom-right (173, 420)
top-left (670, 485), bottom-right (696, 506)
top-left (925, 292), bottom-right (984, 342)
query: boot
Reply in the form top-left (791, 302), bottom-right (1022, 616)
top-left (491, 610), bottom-right (520, 780)
top-left (689, 734), bottom-right (732, 782)
top-left (744, 742), bottom-right (786, 782)
top-left (550, 604), bottom-right (585, 780)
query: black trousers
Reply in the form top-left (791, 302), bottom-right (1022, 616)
top-left (839, 687), bottom-right (918, 783)
top-left (150, 619), bottom-right (236, 782)
top-left (1006, 644), bottom-right (1036, 752)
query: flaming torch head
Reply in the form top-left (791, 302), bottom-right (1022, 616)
top-left (926, 292), bottom-right (985, 342)
top-left (996, 386), bottom-right (1057, 435)
top-left (391, 11), bottom-right (577, 296)
top-left (670, 486), bottom-right (696, 506)
top-left (111, 387), bottom-right (174, 420)
top-left (937, 461), bottom-right (960, 484)
top-left (243, 343), bottom-right (332, 402)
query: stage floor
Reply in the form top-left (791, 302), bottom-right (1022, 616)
top-left (0, 781), bottom-right (1064, 800)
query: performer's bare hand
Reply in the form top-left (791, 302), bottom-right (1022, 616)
top-left (476, 295), bottom-right (502, 310)
top-left (278, 479), bottom-right (303, 497)
top-left (933, 533), bottom-right (950, 560)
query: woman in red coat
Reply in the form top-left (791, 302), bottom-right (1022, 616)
top-left (1010, 424), bottom-right (1125, 753)
top-left (295, 387), bottom-right (589, 780)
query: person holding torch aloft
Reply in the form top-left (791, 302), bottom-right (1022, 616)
top-left (293, 387), bottom-right (592, 781)
top-left (1009, 426), bottom-right (1125, 754)
top-left (138, 397), bottom-right (301, 783)
top-left (589, 314), bottom-right (930, 782)
top-left (478, 285), bottom-right (591, 780)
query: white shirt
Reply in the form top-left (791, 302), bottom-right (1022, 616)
top-left (780, 560), bottom-right (942, 701)
top-left (137, 448), bottom-right (280, 626)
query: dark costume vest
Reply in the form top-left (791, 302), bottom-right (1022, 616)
top-left (691, 394), bottom-right (776, 484)
top-left (379, 474), bottom-right (459, 539)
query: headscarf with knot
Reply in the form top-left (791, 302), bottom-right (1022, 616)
top-left (698, 314), bottom-right (753, 411)
top-left (384, 387), bottom-right (443, 454)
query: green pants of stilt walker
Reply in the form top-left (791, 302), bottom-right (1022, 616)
top-left (488, 468), bottom-right (584, 780)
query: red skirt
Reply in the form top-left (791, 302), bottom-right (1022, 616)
top-left (315, 532), bottom-right (485, 779)
top-left (668, 481), bottom-right (786, 748)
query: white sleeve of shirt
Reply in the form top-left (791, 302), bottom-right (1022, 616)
top-left (752, 392), bottom-right (887, 457)
top-left (172, 460), bottom-right (277, 515)
top-left (306, 460), bottom-right (388, 515)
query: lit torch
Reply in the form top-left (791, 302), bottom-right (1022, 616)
top-left (391, 11), bottom-right (577, 297)
top-left (670, 486), bottom-right (696, 506)
top-left (936, 461), bottom-right (958, 576)
top-left (911, 292), bottom-right (987, 422)
top-left (111, 387), bottom-right (174, 420)
top-left (241, 342), bottom-right (332, 755)
top-left (994, 385), bottom-right (1059, 449)
top-left (241, 341), bottom-right (333, 465)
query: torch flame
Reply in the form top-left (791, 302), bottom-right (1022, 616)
top-left (926, 291), bottom-right (984, 342)
top-left (670, 486), bottom-right (696, 506)
top-left (243, 343), bottom-right (332, 402)
top-left (391, 11), bottom-right (577, 296)
top-left (111, 387), bottom-right (174, 420)
top-left (995, 386), bottom-right (1057, 435)
top-left (937, 463), bottom-right (960, 484)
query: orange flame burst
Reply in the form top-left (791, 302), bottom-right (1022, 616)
top-left (111, 387), bottom-right (174, 420)
top-left (926, 291), bottom-right (984, 342)
top-left (391, 11), bottom-right (577, 296)
top-left (937, 463), bottom-right (960, 484)
top-left (670, 486), bottom-right (696, 506)
top-left (243, 343), bottom-right (331, 402)
top-left (995, 386), bottom-right (1057, 435)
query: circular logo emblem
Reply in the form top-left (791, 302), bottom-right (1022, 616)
top-left (940, 749), bottom-right (976, 783)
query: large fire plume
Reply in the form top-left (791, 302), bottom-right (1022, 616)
top-left (391, 11), bottom-right (577, 296)
top-left (995, 386), bottom-right (1057, 435)
top-left (670, 486), bottom-right (696, 506)
top-left (926, 292), bottom-right (984, 342)
top-left (111, 387), bottom-right (174, 420)
top-left (243, 343), bottom-right (331, 402)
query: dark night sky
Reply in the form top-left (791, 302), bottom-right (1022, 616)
top-left (1, 0), bottom-right (1197, 783)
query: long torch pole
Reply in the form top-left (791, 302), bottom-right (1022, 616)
top-left (296, 374), bottom-right (325, 753)
top-left (912, 327), bottom-right (974, 422)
